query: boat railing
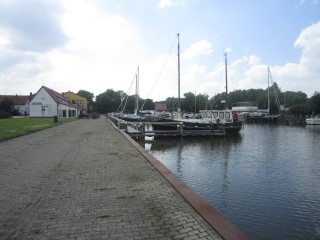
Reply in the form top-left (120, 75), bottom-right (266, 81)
top-left (107, 113), bottom-right (226, 138)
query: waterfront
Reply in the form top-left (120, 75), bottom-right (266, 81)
top-left (139, 124), bottom-right (320, 240)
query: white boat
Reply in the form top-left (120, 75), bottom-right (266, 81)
top-left (306, 114), bottom-right (320, 125)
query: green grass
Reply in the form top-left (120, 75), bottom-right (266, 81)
top-left (0, 117), bottom-right (77, 142)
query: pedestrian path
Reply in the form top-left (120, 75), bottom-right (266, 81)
top-left (0, 117), bottom-right (246, 239)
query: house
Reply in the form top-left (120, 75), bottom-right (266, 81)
top-left (154, 102), bottom-right (168, 112)
top-left (0, 95), bottom-right (30, 115)
top-left (63, 91), bottom-right (88, 115)
top-left (29, 86), bottom-right (79, 118)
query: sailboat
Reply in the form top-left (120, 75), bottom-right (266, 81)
top-left (119, 66), bottom-right (146, 122)
top-left (152, 34), bottom-right (243, 134)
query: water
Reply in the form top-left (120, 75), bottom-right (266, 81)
top-left (139, 124), bottom-right (320, 240)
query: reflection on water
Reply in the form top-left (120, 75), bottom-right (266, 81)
top-left (139, 125), bottom-right (320, 240)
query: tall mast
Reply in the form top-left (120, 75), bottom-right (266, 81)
top-left (135, 66), bottom-right (139, 114)
top-left (224, 51), bottom-right (228, 109)
top-left (267, 67), bottom-right (270, 115)
top-left (177, 33), bottom-right (181, 112)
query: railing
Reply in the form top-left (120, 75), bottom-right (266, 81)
top-left (107, 113), bottom-right (226, 138)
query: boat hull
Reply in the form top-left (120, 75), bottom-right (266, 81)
top-left (306, 114), bottom-right (320, 125)
top-left (306, 119), bottom-right (320, 125)
top-left (152, 119), bottom-right (242, 134)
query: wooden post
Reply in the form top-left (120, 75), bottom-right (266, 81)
top-left (140, 123), bottom-right (145, 138)
top-left (179, 122), bottom-right (183, 136)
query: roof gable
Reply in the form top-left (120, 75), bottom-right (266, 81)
top-left (42, 86), bottom-right (69, 104)
top-left (0, 95), bottom-right (30, 105)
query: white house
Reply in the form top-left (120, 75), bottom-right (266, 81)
top-left (0, 95), bottom-right (30, 116)
top-left (29, 86), bottom-right (79, 118)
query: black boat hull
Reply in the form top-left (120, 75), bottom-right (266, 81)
top-left (152, 119), bottom-right (242, 134)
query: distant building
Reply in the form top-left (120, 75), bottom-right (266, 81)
top-left (63, 91), bottom-right (88, 115)
top-left (0, 95), bottom-right (30, 115)
top-left (29, 86), bottom-right (78, 118)
top-left (155, 102), bottom-right (168, 112)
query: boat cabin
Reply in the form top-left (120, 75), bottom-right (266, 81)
top-left (199, 110), bottom-right (239, 123)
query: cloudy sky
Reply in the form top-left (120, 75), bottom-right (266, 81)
top-left (0, 0), bottom-right (319, 101)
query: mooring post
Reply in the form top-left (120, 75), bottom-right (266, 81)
top-left (141, 123), bottom-right (145, 138)
top-left (179, 122), bottom-right (183, 136)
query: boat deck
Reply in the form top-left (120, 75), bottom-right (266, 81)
top-left (126, 127), bottom-right (226, 138)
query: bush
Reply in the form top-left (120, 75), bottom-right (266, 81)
top-left (0, 111), bottom-right (12, 119)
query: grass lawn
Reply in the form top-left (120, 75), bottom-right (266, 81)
top-left (0, 117), bottom-right (77, 142)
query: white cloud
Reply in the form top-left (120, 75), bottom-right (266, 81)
top-left (0, 1), bottom-right (318, 102)
top-left (272, 21), bottom-right (320, 95)
top-left (54, 1), bottom-right (151, 96)
top-left (158, 0), bottom-right (176, 8)
top-left (182, 40), bottom-right (213, 60)
top-left (0, 34), bottom-right (10, 46)
top-left (183, 21), bottom-right (320, 99)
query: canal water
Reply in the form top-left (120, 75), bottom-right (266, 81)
top-left (138, 124), bottom-right (320, 240)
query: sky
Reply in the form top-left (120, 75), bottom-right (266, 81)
top-left (0, 0), bottom-right (319, 101)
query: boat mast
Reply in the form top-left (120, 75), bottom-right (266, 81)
top-left (134, 66), bottom-right (139, 114)
top-left (267, 67), bottom-right (270, 115)
top-left (224, 51), bottom-right (228, 110)
top-left (177, 33), bottom-right (181, 113)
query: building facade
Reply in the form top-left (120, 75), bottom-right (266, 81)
top-left (63, 91), bottom-right (88, 115)
top-left (29, 86), bottom-right (78, 118)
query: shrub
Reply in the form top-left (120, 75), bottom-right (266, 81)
top-left (0, 111), bottom-right (11, 119)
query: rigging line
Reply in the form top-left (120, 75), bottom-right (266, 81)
top-left (117, 69), bottom-right (138, 113)
top-left (269, 69), bottom-right (281, 114)
top-left (140, 34), bottom-right (178, 110)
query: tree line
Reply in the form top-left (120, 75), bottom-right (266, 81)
top-left (89, 83), bottom-right (319, 116)
top-left (1, 84), bottom-right (318, 117)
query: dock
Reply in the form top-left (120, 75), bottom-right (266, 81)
top-left (0, 116), bottom-right (248, 240)
top-left (108, 114), bottom-right (226, 138)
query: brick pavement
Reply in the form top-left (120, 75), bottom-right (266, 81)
top-left (0, 117), bottom-right (224, 240)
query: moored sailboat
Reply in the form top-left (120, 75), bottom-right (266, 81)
top-left (152, 34), bottom-right (243, 134)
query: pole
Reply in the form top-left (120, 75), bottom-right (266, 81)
top-left (135, 66), bottom-right (139, 114)
top-left (195, 91), bottom-right (196, 114)
top-left (177, 33), bottom-right (181, 113)
top-left (224, 52), bottom-right (228, 110)
top-left (267, 67), bottom-right (270, 115)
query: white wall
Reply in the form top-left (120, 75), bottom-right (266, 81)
top-left (29, 87), bottom-right (78, 118)
top-left (29, 88), bottom-right (57, 117)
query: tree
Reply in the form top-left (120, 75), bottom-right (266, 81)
top-left (165, 97), bottom-right (177, 112)
top-left (183, 92), bottom-right (195, 112)
top-left (140, 99), bottom-right (155, 111)
top-left (95, 89), bottom-right (122, 114)
top-left (77, 90), bottom-right (94, 102)
top-left (310, 91), bottom-right (320, 113)
top-left (0, 97), bottom-right (14, 113)
top-left (77, 90), bottom-right (95, 112)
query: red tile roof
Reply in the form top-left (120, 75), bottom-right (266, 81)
top-left (155, 103), bottom-right (167, 111)
top-left (0, 95), bottom-right (30, 105)
top-left (42, 86), bottom-right (69, 104)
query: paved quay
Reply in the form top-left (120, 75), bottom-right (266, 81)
top-left (0, 117), bottom-right (247, 240)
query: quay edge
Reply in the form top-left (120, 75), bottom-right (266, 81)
top-left (109, 118), bottom-right (249, 240)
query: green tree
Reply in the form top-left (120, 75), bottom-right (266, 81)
top-left (77, 90), bottom-right (94, 112)
top-left (0, 97), bottom-right (14, 113)
top-left (140, 99), bottom-right (155, 111)
top-left (310, 91), bottom-right (320, 113)
top-left (95, 89), bottom-right (122, 114)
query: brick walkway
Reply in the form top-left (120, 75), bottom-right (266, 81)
top-left (0, 117), bottom-right (224, 240)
